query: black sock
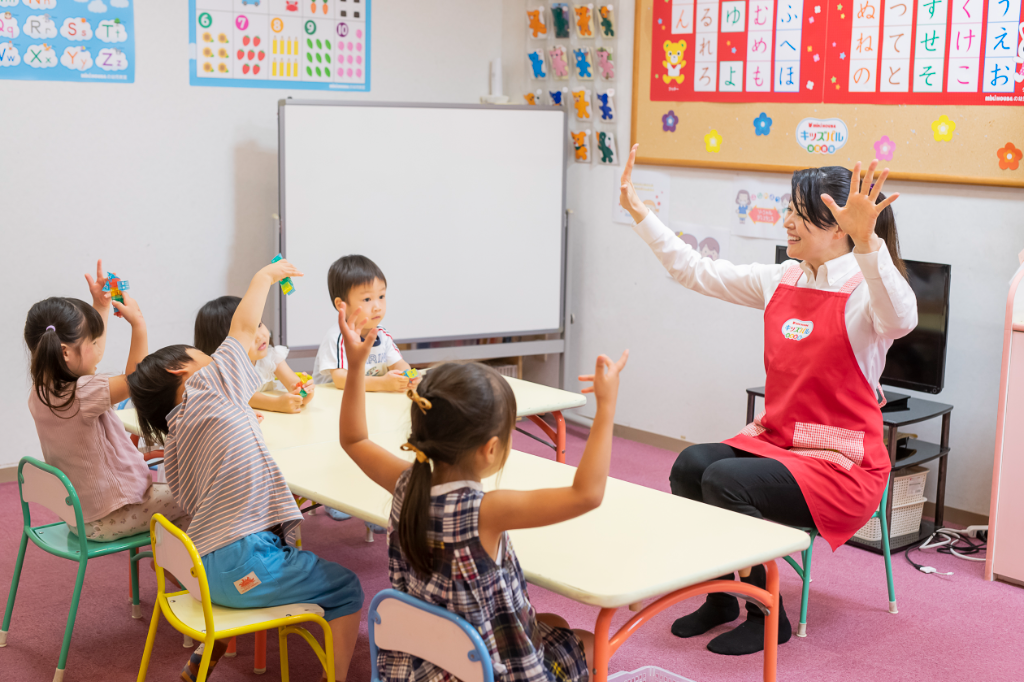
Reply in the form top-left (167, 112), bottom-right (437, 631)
top-left (670, 574), bottom-right (740, 638)
top-left (706, 566), bottom-right (791, 656)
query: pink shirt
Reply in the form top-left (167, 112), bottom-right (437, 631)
top-left (28, 374), bottom-right (152, 523)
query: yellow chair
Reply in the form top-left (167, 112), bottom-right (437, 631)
top-left (137, 514), bottom-right (335, 682)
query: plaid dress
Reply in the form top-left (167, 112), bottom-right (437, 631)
top-left (380, 471), bottom-right (589, 682)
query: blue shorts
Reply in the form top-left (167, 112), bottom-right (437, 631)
top-left (202, 531), bottom-right (363, 621)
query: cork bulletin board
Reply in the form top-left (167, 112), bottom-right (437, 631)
top-left (631, 0), bottom-right (1024, 187)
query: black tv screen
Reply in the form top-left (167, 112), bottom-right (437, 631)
top-left (773, 246), bottom-right (951, 394)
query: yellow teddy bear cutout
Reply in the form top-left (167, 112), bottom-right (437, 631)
top-left (662, 39), bottom-right (687, 85)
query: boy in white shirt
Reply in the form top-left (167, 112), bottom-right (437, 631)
top-left (312, 255), bottom-right (416, 391)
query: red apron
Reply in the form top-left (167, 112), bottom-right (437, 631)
top-left (723, 265), bottom-right (890, 550)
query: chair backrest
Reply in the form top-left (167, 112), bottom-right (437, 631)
top-left (368, 590), bottom-right (494, 682)
top-left (150, 514), bottom-right (212, 615)
top-left (19, 457), bottom-right (83, 529)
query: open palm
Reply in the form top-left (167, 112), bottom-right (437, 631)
top-left (821, 159), bottom-right (899, 247)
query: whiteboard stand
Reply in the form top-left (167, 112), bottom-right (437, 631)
top-left (276, 100), bottom-right (573, 388)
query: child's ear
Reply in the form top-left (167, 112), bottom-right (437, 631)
top-left (167, 368), bottom-right (188, 377)
top-left (480, 436), bottom-right (501, 467)
top-left (333, 297), bottom-right (345, 312)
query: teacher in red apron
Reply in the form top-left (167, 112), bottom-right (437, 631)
top-left (619, 146), bottom-right (918, 656)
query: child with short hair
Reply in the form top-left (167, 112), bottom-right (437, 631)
top-left (127, 260), bottom-right (362, 682)
top-left (24, 261), bottom-right (186, 542)
top-left (338, 302), bottom-right (629, 682)
top-left (194, 295), bottom-right (314, 414)
top-left (312, 255), bottom-right (415, 391)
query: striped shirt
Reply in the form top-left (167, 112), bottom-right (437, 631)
top-left (164, 336), bottom-right (302, 557)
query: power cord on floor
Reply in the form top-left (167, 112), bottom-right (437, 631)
top-left (904, 527), bottom-right (987, 576)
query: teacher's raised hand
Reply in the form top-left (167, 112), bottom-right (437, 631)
top-left (821, 159), bottom-right (899, 254)
top-left (619, 144), bottom-right (650, 224)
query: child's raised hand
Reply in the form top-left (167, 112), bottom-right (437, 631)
top-left (338, 302), bottom-right (378, 366)
top-left (84, 259), bottom-right (111, 310)
top-left (260, 257), bottom-right (304, 285)
top-left (111, 291), bottom-right (145, 327)
top-left (578, 350), bottom-right (629, 403)
top-left (821, 159), bottom-right (899, 249)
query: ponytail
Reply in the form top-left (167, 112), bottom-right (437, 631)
top-left (397, 363), bottom-right (517, 577)
top-left (791, 166), bottom-right (909, 280)
top-left (24, 298), bottom-right (104, 417)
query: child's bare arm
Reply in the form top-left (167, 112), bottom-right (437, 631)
top-left (478, 352), bottom-right (627, 539)
top-left (229, 260), bottom-right (302, 351)
top-left (249, 390), bottom-right (303, 414)
top-left (275, 361), bottom-right (314, 403)
top-left (331, 367), bottom-right (409, 392)
top-left (338, 304), bottom-right (411, 492)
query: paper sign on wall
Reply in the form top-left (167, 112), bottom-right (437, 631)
top-left (613, 168), bottom-right (671, 225)
top-left (731, 179), bottom-right (790, 240)
top-left (190, 0), bottom-right (371, 91)
top-left (0, 1), bottom-right (135, 84)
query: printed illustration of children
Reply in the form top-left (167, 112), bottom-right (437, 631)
top-left (736, 189), bottom-right (751, 224)
top-left (699, 237), bottom-right (721, 261)
top-left (677, 233), bottom-right (699, 250)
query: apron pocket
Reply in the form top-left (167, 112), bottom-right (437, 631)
top-left (792, 422), bottom-right (865, 470)
top-left (740, 410), bottom-right (768, 437)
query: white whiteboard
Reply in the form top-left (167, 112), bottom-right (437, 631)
top-left (280, 101), bottom-right (567, 349)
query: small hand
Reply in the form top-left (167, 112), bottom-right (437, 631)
top-left (384, 370), bottom-right (411, 392)
top-left (821, 160), bottom-right (899, 250)
top-left (337, 302), bottom-right (378, 366)
top-left (276, 391), bottom-right (304, 414)
top-left (84, 259), bottom-right (111, 309)
top-left (260, 257), bottom-right (304, 285)
top-left (254, 411), bottom-right (265, 424)
top-left (299, 380), bottom-right (315, 404)
top-left (111, 292), bottom-right (145, 327)
top-left (578, 350), bottom-right (629, 403)
top-left (619, 144), bottom-right (648, 223)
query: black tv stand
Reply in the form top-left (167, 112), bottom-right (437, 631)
top-left (880, 390), bottom-right (911, 412)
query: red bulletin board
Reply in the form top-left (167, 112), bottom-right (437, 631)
top-left (632, 0), bottom-right (1024, 187)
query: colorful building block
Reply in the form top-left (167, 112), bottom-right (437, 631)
top-left (101, 272), bottom-right (130, 318)
top-left (271, 253), bottom-right (295, 295)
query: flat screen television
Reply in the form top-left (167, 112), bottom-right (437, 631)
top-left (774, 245), bottom-right (951, 394)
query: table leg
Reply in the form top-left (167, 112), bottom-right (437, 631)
top-left (589, 561), bottom-right (781, 682)
top-left (526, 414), bottom-right (565, 463)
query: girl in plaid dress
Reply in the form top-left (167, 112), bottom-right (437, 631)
top-left (338, 304), bottom-right (628, 682)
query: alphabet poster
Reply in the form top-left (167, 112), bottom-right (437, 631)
top-left (190, 0), bottom-right (371, 91)
top-left (0, 0), bottom-right (135, 84)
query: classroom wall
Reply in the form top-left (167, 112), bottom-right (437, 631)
top-left (0, 1), bottom-right (503, 471)
top-left (504, 0), bottom-right (1024, 516)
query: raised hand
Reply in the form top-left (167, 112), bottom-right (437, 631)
top-left (619, 144), bottom-right (649, 224)
top-left (578, 350), bottom-right (629, 403)
top-left (260, 257), bottom-right (304, 285)
top-left (84, 259), bottom-right (110, 311)
top-left (338, 302), bottom-right (378, 366)
top-left (111, 291), bottom-right (145, 327)
top-left (821, 160), bottom-right (899, 250)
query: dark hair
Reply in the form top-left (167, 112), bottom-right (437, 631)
top-left (327, 255), bottom-right (386, 305)
top-left (400, 363), bottom-right (517, 577)
top-left (194, 296), bottom-right (241, 355)
top-left (790, 166), bottom-right (908, 279)
top-left (126, 345), bottom-right (194, 446)
top-left (24, 297), bottom-right (105, 417)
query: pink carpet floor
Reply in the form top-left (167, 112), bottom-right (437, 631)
top-left (1, 421), bottom-right (1021, 682)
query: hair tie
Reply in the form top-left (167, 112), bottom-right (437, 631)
top-left (45, 325), bottom-right (56, 332)
top-left (401, 443), bottom-right (429, 464)
top-left (406, 389), bottom-right (432, 415)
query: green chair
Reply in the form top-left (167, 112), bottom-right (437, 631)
top-left (784, 475), bottom-right (897, 637)
top-left (0, 457), bottom-right (153, 682)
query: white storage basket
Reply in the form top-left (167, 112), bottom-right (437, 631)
top-left (891, 466), bottom-right (928, 506)
top-left (609, 666), bottom-right (696, 682)
top-left (855, 497), bottom-right (927, 541)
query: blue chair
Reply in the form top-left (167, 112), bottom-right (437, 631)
top-left (368, 590), bottom-right (494, 682)
top-left (1, 457), bottom-right (152, 682)
top-left (784, 474), bottom-right (897, 637)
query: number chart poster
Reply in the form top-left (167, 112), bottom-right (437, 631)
top-left (0, 0), bottom-right (134, 84)
top-left (651, 0), bottom-right (1024, 105)
top-left (190, 0), bottom-right (371, 91)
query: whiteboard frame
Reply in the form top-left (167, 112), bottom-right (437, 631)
top-left (276, 99), bottom-right (570, 361)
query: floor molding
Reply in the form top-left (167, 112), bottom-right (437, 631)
top-left (0, 465), bottom-right (18, 483)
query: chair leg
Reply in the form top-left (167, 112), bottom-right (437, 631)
top-left (877, 488), bottom-right (898, 614)
top-left (129, 548), bottom-right (142, 619)
top-left (194, 636), bottom-right (216, 682)
top-left (798, 542), bottom-right (813, 637)
top-left (136, 603), bottom-right (163, 682)
top-left (224, 637), bottom-right (237, 658)
top-left (0, 534), bottom-right (29, 647)
top-left (279, 628), bottom-right (290, 682)
top-left (254, 630), bottom-right (267, 674)
top-left (183, 635), bottom-right (193, 648)
top-left (55, 558), bottom-right (89, 682)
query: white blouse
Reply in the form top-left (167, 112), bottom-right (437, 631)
top-left (633, 211), bottom-right (919, 388)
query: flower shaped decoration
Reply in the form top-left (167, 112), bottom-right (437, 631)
top-left (806, 80), bottom-right (815, 90)
top-left (997, 142), bottom-right (1022, 171)
top-left (662, 110), bottom-right (678, 133)
top-left (873, 135), bottom-right (895, 161)
top-left (931, 115), bottom-right (956, 142)
top-left (753, 112), bottom-right (773, 136)
top-left (704, 129), bottom-right (723, 153)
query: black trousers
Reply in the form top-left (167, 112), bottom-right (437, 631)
top-left (669, 443), bottom-right (815, 528)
